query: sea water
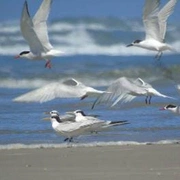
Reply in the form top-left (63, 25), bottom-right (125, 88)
top-left (0, 18), bottom-right (180, 149)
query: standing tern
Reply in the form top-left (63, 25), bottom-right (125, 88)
top-left (13, 78), bottom-right (105, 103)
top-left (92, 77), bottom-right (174, 109)
top-left (15, 0), bottom-right (64, 68)
top-left (44, 110), bottom-right (128, 142)
top-left (66, 109), bottom-right (129, 132)
top-left (160, 104), bottom-right (180, 114)
top-left (127, 0), bottom-right (177, 59)
top-left (44, 110), bottom-right (97, 142)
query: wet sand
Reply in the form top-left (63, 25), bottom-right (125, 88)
top-left (0, 144), bottom-right (180, 180)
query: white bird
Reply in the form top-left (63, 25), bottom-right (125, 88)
top-left (44, 110), bottom-right (99, 142)
top-left (66, 109), bottom-right (129, 132)
top-left (15, 0), bottom-right (64, 68)
top-left (160, 104), bottom-right (180, 114)
top-left (13, 78), bottom-right (105, 103)
top-left (127, 0), bottom-right (177, 59)
top-left (92, 77), bottom-right (174, 109)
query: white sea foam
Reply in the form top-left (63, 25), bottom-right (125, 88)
top-left (0, 140), bottom-right (179, 150)
top-left (0, 78), bottom-right (51, 89)
top-left (0, 19), bottom-right (179, 56)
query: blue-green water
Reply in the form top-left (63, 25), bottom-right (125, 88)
top-left (0, 18), bottom-right (180, 148)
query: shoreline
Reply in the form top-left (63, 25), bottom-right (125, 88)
top-left (0, 143), bottom-right (180, 180)
top-left (0, 139), bottom-right (179, 150)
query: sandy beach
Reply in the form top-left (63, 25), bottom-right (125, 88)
top-left (0, 144), bottom-right (180, 180)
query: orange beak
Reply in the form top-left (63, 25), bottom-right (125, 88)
top-left (14, 55), bottom-right (20, 59)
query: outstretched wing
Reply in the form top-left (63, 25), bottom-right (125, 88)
top-left (143, 0), bottom-right (162, 41)
top-left (33, 0), bottom-right (53, 51)
top-left (92, 77), bottom-right (141, 108)
top-left (20, 1), bottom-right (45, 54)
top-left (13, 78), bottom-right (100, 103)
top-left (158, 0), bottom-right (177, 41)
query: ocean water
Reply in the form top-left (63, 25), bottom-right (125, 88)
top-left (0, 18), bottom-right (180, 149)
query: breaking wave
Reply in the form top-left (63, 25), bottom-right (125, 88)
top-left (1, 17), bottom-right (180, 56)
top-left (0, 140), bottom-right (179, 150)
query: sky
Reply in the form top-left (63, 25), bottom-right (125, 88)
top-left (0, 0), bottom-right (179, 22)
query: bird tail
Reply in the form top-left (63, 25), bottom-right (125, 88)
top-left (109, 120), bottom-right (129, 126)
top-left (155, 91), bottom-right (176, 100)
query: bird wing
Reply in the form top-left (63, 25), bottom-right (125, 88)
top-left (143, 0), bottom-right (162, 41)
top-left (62, 78), bottom-right (80, 86)
top-left (56, 121), bottom-right (95, 136)
top-left (158, 0), bottom-right (177, 41)
top-left (92, 77), bottom-right (148, 108)
top-left (92, 77), bottom-right (136, 108)
top-left (33, 0), bottom-right (53, 51)
top-left (13, 78), bottom-right (98, 103)
top-left (134, 78), bottom-right (152, 88)
top-left (60, 114), bottom-right (76, 122)
top-left (20, 1), bottom-right (46, 54)
top-left (13, 81), bottom-right (84, 103)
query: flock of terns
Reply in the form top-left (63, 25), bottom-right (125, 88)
top-left (13, 0), bottom-right (179, 142)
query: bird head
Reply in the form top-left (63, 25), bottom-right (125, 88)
top-left (160, 104), bottom-right (177, 112)
top-left (44, 110), bottom-right (61, 122)
top-left (127, 40), bottom-right (142, 47)
top-left (14, 51), bottom-right (30, 59)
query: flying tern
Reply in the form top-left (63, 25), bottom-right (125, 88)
top-left (13, 78), bottom-right (105, 103)
top-left (127, 0), bottom-right (177, 59)
top-left (92, 77), bottom-right (174, 109)
top-left (15, 0), bottom-right (64, 68)
top-left (160, 104), bottom-right (180, 114)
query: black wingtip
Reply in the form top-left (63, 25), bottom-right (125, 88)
top-left (110, 120), bottom-right (129, 126)
top-left (91, 99), bottom-right (98, 109)
top-left (22, 0), bottom-right (30, 17)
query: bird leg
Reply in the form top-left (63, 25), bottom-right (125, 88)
top-left (148, 96), bottom-right (152, 104)
top-left (145, 96), bottom-right (148, 104)
top-left (69, 137), bottom-right (73, 142)
top-left (64, 138), bottom-right (69, 142)
top-left (45, 60), bottom-right (51, 69)
top-left (155, 51), bottom-right (163, 60)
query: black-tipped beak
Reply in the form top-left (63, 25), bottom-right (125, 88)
top-left (126, 43), bottom-right (133, 47)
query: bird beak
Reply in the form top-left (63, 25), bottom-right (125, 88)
top-left (66, 111), bottom-right (75, 115)
top-left (44, 112), bottom-right (50, 115)
top-left (126, 43), bottom-right (133, 47)
top-left (43, 117), bottom-right (50, 121)
top-left (14, 55), bottom-right (20, 59)
top-left (159, 107), bottom-right (165, 110)
top-left (88, 114), bottom-right (100, 118)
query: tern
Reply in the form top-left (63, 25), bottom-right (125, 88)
top-left (92, 77), bottom-right (174, 109)
top-left (127, 0), bottom-right (177, 59)
top-left (160, 104), bottom-right (180, 114)
top-left (15, 0), bottom-right (64, 68)
top-left (44, 110), bottom-right (101, 142)
top-left (44, 110), bottom-right (128, 142)
top-left (66, 109), bottom-right (129, 132)
top-left (13, 78), bottom-right (105, 103)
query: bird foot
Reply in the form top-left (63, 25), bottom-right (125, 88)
top-left (45, 60), bottom-right (51, 69)
top-left (154, 52), bottom-right (163, 60)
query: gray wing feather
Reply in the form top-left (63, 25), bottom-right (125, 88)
top-left (20, 1), bottom-right (45, 54)
top-left (92, 77), bottom-right (147, 108)
top-left (143, 0), bottom-right (161, 41)
top-left (158, 0), bottom-right (177, 41)
top-left (33, 0), bottom-right (53, 51)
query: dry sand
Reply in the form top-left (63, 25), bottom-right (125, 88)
top-left (0, 144), bottom-right (180, 180)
